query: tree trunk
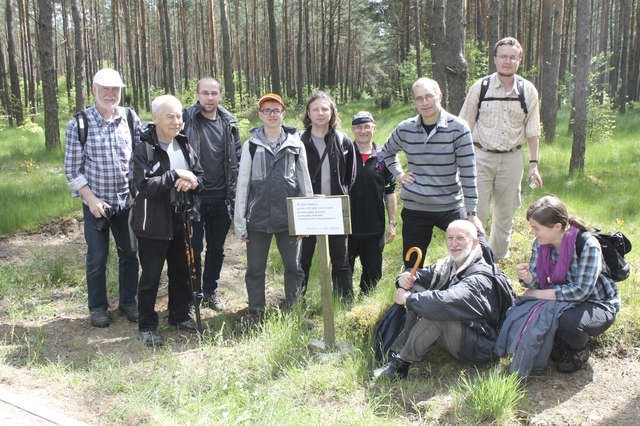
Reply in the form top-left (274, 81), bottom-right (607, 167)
top-left (6, 0), bottom-right (24, 125)
top-left (71, 0), bottom-right (86, 111)
top-left (208, 0), bottom-right (219, 77)
top-left (219, 0), bottom-right (235, 107)
top-left (616, 0), bottom-right (631, 112)
top-left (36, 0), bottom-right (60, 149)
top-left (540, 0), bottom-right (564, 143)
top-left (570, 0), bottom-right (591, 175)
top-left (296, 0), bottom-right (305, 105)
top-left (179, 1), bottom-right (189, 92)
top-left (60, 0), bottom-right (73, 111)
top-left (415, 0), bottom-right (422, 77)
top-left (266, 0), bottom-right (281, 93)
top-left (488, 0), bottom-right (501, 74)
top-left (0, 47), bottom-right (10, 120)
top-left (445, 0), bottom-right (467, 114)
top-left (139, 0), bottom-right (150, 112)
top-left (431, 0), bottom-right (447, 99)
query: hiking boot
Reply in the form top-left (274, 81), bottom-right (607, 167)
top-left (549, 339), bottom-right (569, 363)
top-left (203, 291), bottom-right (226, 311)
top-left (372, 355), bottom-right (411, 380)
top-left (557, 346), bottom-right (590, 373)
top-left (89, 308), bottom-right (111, 328)
top-left (118, 304), bottom-right (139, 323)
top-left (169, 317), bottom-right (202, 333)
top-left (139, 330), bottom-right (164, 347)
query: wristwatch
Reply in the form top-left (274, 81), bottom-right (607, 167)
top-left (389, 220), bottom-right (397, 226)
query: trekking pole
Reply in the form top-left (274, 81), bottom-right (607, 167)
top-left (404, 247), bottom-right (423, 277)
top-left (182, 212), bottom-right (204, 334)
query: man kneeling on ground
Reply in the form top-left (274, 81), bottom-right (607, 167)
top-left (373, 220), bottom-right (501, 379)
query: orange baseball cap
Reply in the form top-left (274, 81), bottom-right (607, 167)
top-left (258, 93), bottom-right (285, 110)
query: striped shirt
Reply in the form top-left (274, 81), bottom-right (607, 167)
top-left (64, 105), bottom-right (140, 208)
top-left (380, 110), bottom-right (478, 213)
top-left (524, 236), bottom-right (620, 313)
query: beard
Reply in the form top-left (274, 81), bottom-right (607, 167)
top-left (451, 244), bottom-right (473, 264)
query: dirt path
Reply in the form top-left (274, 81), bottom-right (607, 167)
top-left (0, 217), bottom-right (639, 425)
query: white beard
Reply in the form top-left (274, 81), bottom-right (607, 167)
top-left (451, 244), bottom-right (473, 264)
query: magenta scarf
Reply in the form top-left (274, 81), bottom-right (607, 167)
top-left (536, 226), bottom-right (579, 288)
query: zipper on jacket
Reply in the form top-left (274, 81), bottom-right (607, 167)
top-left (142, 199), bottom-right (148, 230)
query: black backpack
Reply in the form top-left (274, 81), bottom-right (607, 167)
top-left (465, 263), bottom-right (516, 330)
top-left (576, 230), bottom-right (632, 282)
top-left (476, 76), bottom-right (528, 121)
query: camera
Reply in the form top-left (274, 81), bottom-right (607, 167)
top-left (95, 207), bottom-right (115, 232)
top-left (170, 188), bottom-right (194, 212)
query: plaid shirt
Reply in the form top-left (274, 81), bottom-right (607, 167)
top-left (64, 105), bottom-right (140, 208)
top-left (524, 235), bottom-right (620, 313)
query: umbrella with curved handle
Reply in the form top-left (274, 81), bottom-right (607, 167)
top-left (404, 247), bottom-right (423, 277)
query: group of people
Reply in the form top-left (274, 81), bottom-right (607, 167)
top-left (64, 35), bottom-right (619, 375)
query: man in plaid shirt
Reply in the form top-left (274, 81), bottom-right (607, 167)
top-left (64, 68), bottom-right (141, 328)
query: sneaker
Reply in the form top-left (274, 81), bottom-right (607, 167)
top-left (139, 330), bottom-right (164, 347)
top-left (89, 308), bottom-right (111, 328)
top-left (557, 346), bottom-right (590, 373)
top-left (372, 355), bottom-right (411, 379)
top-left (203, 291), bottom-right (226, 311)
top-left (118, 304), bottom-right (139, 323)
top-left (169, 317), bottom-right (202, 333)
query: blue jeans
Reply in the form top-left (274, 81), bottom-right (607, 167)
top-left (82, 204), bottom-right (138, 311)
top-left (191, 197), bottom-right (231, 295)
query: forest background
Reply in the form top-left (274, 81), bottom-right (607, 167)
top-left (1, 0), bottom-right (640, 177)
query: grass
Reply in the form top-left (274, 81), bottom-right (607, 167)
top-left (0, 104), bottom-right (639, 424)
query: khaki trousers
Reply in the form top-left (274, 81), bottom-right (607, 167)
top-left (475, 149), bottom-right (524, 259)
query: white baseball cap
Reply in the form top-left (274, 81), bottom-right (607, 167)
top-left (93, 68), bottom-right (126, 87)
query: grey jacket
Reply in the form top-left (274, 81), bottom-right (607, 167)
top-left (495, 297), bottom-right (575, 378)
top-left (406, 249), bottom-right (501, 363)
top-left (234, 126), bottom-right (313, 237)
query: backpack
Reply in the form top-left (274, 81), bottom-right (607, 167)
top-left (75, 107), bottom-right (135, 148)
top-left (475, 76), bottom-right (528, 121)
top-left (465, 263), bottom-right (516, 330)
top-left (576, 230), bottom-right (632, 282)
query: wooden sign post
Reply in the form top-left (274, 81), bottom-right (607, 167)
top-left (287, 195), bottom-right (351, 349)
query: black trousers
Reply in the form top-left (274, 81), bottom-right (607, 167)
top-left (401, 207), bottom-right (465, 268)
top-left (556, 302), bottom-right (616, 350)
top-left (137, 214), bottom-right (192, 331)
top-left (348, 233), bottom-right (385, 295)
top-left (300, 234), bottom-right (353, 300)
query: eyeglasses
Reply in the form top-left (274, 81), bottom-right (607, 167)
top-left (413, 94), bottom-right (435, 104)
top-left (496, 54), bottom-right (520, 62)
top-left (260, 108), bottom-right (283, 115)
top-left (198, 90), bottom-right (219, 97)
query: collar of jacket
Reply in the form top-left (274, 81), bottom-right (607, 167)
top-left (140, 123), bottom-right (189, 148)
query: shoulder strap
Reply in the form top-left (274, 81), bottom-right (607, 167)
top-left (126, 108), bottom-right (135, 144)
top-left (475, 77), bottom-right (491, 121)
top-left (249, 142), bottom-right (257, 160)
top-left (575, 231), bottom-right (589, 258)
top-left (516, 77), bottom-right (528, 115)
top-left (75, 111), bottom-right (89, 148)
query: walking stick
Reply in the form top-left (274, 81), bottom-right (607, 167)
top-left (404, 247), bottom-right (423, 277)
top-left (182, 212), bottom-right (204, 334)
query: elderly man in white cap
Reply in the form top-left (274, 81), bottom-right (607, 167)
top-left (64, 68), bottom-right (141, 328)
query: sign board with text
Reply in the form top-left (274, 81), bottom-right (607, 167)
top-left (287, 195), bottom-right (351, 236)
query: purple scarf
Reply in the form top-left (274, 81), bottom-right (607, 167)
top-left (536, 226), bottom-right (579, 288)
